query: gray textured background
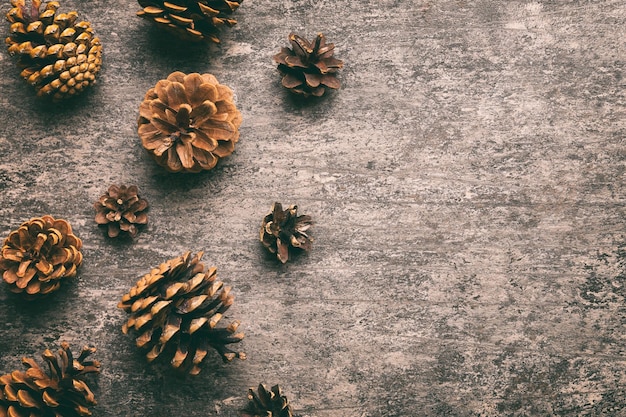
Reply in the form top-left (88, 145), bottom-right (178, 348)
top-left (0, 0), bottom-right (625, 416)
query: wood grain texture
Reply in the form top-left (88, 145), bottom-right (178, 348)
top-left (0, 0), bottom-right (624, 416)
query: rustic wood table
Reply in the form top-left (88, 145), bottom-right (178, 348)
top-left (0, 1), bottom-right (624, 416)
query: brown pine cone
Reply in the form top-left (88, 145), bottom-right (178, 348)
top-left (138, 71), bottom-right (242, 173)
top-left (0, 215), bottom-right (83, 298)
top-left (274, 33), bottom-right (343, 97)
top-left (5, 0), bottom-right (103, 100)
top-left (136, 0), bottom-right (243, 43)
top-left (260, 202), bottom-right (312, 263)
top-left (118, 251), bottom-right (245, 375)
top-left (241, 384), bottom-right (294, 417)
top-left (94, 184), bottom-right (149, 238)
top-left (0, 342), bottom-right (100, 417)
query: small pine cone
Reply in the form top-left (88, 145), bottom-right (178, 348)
top-left (273, 33), bottom-right (344, 97)
top-left (260, 202), bottom-right (312, 264)
top-left (241, 384), bottom-right (294, 417)
top-left (0, 342), bottom-right (100, 417)
top-left (94, 184), bottom-right (149, 239)
top-left (138, 71), bottom-right (242, 173)
top-left (5, 0), bottom-right (103, 100)
top-left (136, 0), bottom-right (243, 43)
top-left (0, 215), bottom-right (83, 298)
top-left (118, 251), bottom-right (246, 375)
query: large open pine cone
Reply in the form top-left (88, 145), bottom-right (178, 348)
top-left (260, 203), bottom-right (312, 264)
top-left (5, 0), bottom-right (103, 100)
top-left (118, 251), bottom-right (245, 375)
top-left (94, 184), bottom-right (149, 238)
top-left (241, 384), bottom-right (294, 417)
top-left (0, 342), bottom-right (100, 417)
top-left (138, 71), bottom-right (242, 173)
top-left (0, 215), bottom-right (83, 298)
top-left (136, 0), bottom-right (243, 43)
top-left (273, 33), bottom-right (343, 97)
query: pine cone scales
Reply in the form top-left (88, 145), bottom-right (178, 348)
top-left (0, 215), bottom-right (83, 298)
top-left (241, 384), bottom-right (293, 417)
top-left (94, 185), bottom-right (149, 238)
top-left (0, 342), bottom-right (100, 417)
top-left (136, 0), bottom-right (243, 43)
top-left (118, 251), bottom-right (245, 375)
top-left (5, 0), bottom-right (102, 100)
top-left (274, 33), bottom-right (343, 97)
top-left (260, 203), bottom-right (312, 263)
top-left (138, 71), bottom-right (242, 173)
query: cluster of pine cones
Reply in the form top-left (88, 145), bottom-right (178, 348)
top-left (5, 0), bottom-right (343, 102)
top-left (1, 0), bottom-right (338, 415)
top-left (5, 0), bottom-right (343, 173)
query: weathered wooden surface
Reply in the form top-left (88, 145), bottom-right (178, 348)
top-left (0, 1), bottom-right (625, 416)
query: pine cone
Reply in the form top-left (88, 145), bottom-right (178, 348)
top-left (94, 184), bottom-right (149, 239)
top-left (136, 0), bottom-right (243, 43)
top-left (0, 215), bottom-right (83, 298)
top-left (260, 203), bottom-right (312, 264)
top-left (273, 33), bottom-right (343, 97)
top-left (5, 0), bottom-right (103, 100)
top-left (241, 384), bottom-right (294, 417)
top-left (138, 71), bottom-right (242, 173)
top-left (118, 251), bottom-right (246, 375)
top-left (0, 342), bottom-right (100, 417)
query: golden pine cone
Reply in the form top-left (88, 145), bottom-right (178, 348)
top-left (138, 71), bottom-right (242, 173)
top-left (0, 215), bottom-right (83, 298)
top-left (260, 202), bottom-right (312, 263)
top-left (5, 0), bottom-right (103, 100)
top-left (94, 184), bottom-right (149, 238)
top-left (240, 384), bottom-right (294, 417)
top-left (0, 342), bottom-right (100, 417)
top-left (273, 33), bottom-right (344, 97)
top-left (136, 0), bottom-right (243, 43)
top-left (118, 251), bottom-right (246, 375)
